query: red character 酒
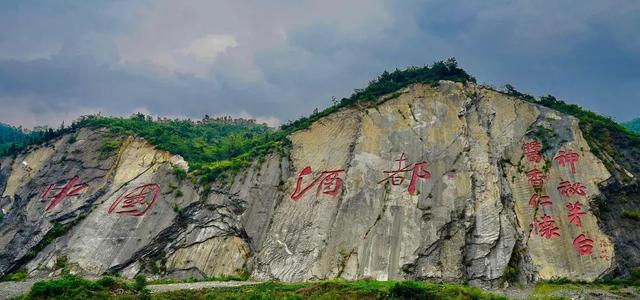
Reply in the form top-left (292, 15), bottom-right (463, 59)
top-left (530, 214), bottom-right (560, 240)
top-left (557, 181), bottom-right (587, 197)
top-left (108, 184), bottom-right (161, 216)
top-left (523, 140), bottom-right (543, 163)
top-left (378, 153), bottom-right (431, 196)
top-left (573, 234), bottom-right (594, 256)
top-left (290, 167), bottom-right (345, 201)
top-left (566, 201), bottom-right (588, 227)
top-left (41, 176), bottom-right (89, 212)
top-left (555, 149), bottom-right (580, 174)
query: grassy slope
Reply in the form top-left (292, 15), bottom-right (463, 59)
top-left (16, 274), bottom-right (640, 299)
top-left (18, 275), bottom-right (505, 300)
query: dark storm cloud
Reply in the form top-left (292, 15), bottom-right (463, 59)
top-left (0, 0), bottom-right (638, 128)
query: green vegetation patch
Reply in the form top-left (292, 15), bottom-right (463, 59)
top-left (503, 84), bottom-right (640, 175)
top-left (622, 210), bottom-right (640, 221)
top-left (18, 274), bottom-right (147, 300)
top-left (623, 118), bottom-right (640, 133)
top-left (21, 277), bottom-right (505, 300)
top-left (0, 59), bottom-right (474, 184)
top-left (0, 268), bottom-right (28, 282)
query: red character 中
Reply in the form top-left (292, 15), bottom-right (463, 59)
top-left (530, 214), bottom-right (560, 240)
top-left (378, 153), bottom-right (431, 196)
top-left (529, 193), bottom-right (552, 208)
top-left (566, 201), bottom-right (588, 227)
top-left (573, 234), bottom-right (594, 256)
top-left (555, 149), bottom-right (580, 174)
top-left (526, 169), bottom-right (547, 189)
top-left (523, 140), bottom-right (543, 163)
top-left (108, 184), bottom-right (161, 216)
top-left (557, 181), bottom-right (587, 197)
top-left (290, 167), bottom-right (345, 201)
top-left (41, 176), bottom-right (89, 212)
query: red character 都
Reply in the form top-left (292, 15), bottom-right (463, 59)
top-left (573, 234), bottom-right (594, 256)
top-left (523, 140), bottom-right (543, 163)
top-left (526, 169), bottom-right (547, 189)
top-left (290, 167), bottom-right (345, 201)
top-left (529, 193), bottom-right (552, 208)
top-left (530, 214), bottom-right (560, 240)
top-left (555, 149), bottom-right (580, 174)
top-left (557, 181), bottom-right (587, 197)
top-left (378, 153), bottom-right (431, 196)
top-left (41, 176), bottom-right (89, 212)
top-left (108, 184), bottom-right (161, 216)
top-left (566, 201), bottom-right (588, 227)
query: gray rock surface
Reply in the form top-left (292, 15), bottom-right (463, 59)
top-left (0, 81), bottom-right (632, 287)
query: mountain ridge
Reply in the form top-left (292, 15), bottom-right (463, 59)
top-left (1, 63), bottom-right (639, 288)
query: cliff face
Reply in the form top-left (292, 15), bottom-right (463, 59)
top-left (0, 81), bottom-right (632, 287)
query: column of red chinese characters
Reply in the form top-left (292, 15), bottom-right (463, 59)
top-left (290, 166), bottom-right (345, 202)
top-left (377, 153), bottom-right (431, 196)
top-left (523, 140), bottom-right (561, 241)
top-left (555, 148), bottom-right (593, 256)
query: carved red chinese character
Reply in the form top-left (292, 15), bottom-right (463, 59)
top-left (108, 184), bottom-right (160, 216)
top-left (530, 214), bottom-right (560, 240)
top-left (41, 176), bottom-right (89, 212)
top-left (598, 239), bottom-right (612, 261)
top-left (557, 181), bottom-right (587, 197)
top-left (555, 149), bottom-right (580, 174)
top-left (290, 166), bottom-right (345, 201)
top-left (566, 201), bottom-right (588, 227)
top-left (378, 153), bottom-right (431, 195)
top-left (523, 140), bottom-right (543, 163)
top-left (573, 234), bottom-right (594, 256)
top-left (529, 193), bottom-right (552, 208)
top-left (526, 169), bottom-right (547, 189)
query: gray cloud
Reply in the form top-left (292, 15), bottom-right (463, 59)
top-left (0, 0), bottom-right (639, 128)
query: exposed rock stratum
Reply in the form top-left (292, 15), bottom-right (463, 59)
top-left (1, 82), bottom-right (636, 288)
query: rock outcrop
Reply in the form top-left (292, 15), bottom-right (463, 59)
top-left (0, 81), bottom-right (634, 287)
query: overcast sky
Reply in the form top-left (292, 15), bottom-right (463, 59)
top-left (1, 0), bottom-right (639, 128)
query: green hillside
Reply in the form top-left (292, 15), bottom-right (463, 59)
top-left (623, 118), bottom-right (640, 133)
top-left (1, 59), bottom-right (637, 184)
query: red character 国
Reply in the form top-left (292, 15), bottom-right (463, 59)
top-left (573, 234), bottom-right (594, 256)
top-left (529, 193), bottom-right (552, 208)
top-left (108, 184), bottom-right (161, 216)
top-left (557, 181), bottom-right (587, 197)
top-left (566, 201), bottom-right (588, 227)
top-left (526, 169), bottom-right (547, 189)
top-left (378, 153), bottom-right (431, 195)
top-left (290, 166), bottom-right (345, 201)
top-left (523, 140), bottom-right (543, 163)
top-left (530, 214), bottom-right (560, 240)
top-left (555, 149), bottom-right (580, 174)
top-left (41, 176), bottom-right (89, 212)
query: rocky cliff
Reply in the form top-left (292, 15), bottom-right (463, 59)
top-left (1, 81), bottom-right (637, 287)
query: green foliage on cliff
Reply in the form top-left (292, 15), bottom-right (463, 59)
top-left (0, 123), bottom-right (37, 155)
top-left (0, 123), bottom-right (66, 157)
top-left (0, 59), bottom-right (473, 183)
top-left (623, 118), bottom-right (640, 133)
top-left (502, 84), bottom-right (640, 173)
top-left (281, 58), bottom-right (475, 132)
top-left (74, 113), bottom-right (282, 183)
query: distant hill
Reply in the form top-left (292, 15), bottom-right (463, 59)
top-left (0, 123), bottom-right (30, 154)
top-left (623, 118), bottom-right (640, 133)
